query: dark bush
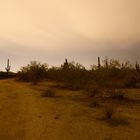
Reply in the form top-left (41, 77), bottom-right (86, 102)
top-left (89, 99), bottom-right (100, 108)
top-left (108, 89), bottom-right (126, 100)
top-left (17, 58), bottom-right (140, 89)
top-left (41, 89), bottom-right (55, 97)
top-left (47, 61), bottom-right (89, 89)
top-left (17, 61), bottom-right (48, 85)
top-left (86, 85), bottom-right (102, 98)
top-left (104, 105), bottom-right (115, 120)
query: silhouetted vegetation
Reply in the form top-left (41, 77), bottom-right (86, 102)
top-left (0, 71), bottom-right (16, 79)
top-left (17, 58), bottom-right (140, 88)
top-left (17, 61), bottom-right (48, 85)
top-left (47, 58), bottom-right (140, 89)
top-left (47, 60), bottom-right (88, 89)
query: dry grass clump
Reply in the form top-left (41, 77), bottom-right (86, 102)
top-left (104, 105), bottom-right (115, 120)
top-left (103, 104), bottom-right (129, 126)
top-left (41, 88), bottom-right (55, 97)
top-left (108, 89), bottom-right (126, 100)
top-left (86, 85), bottom-right (102, 98)
top-left (88, 99), bottom-right (100, 108)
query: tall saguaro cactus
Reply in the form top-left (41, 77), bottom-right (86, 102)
top-left (63, 58), bottom-right (68, 70)
top-left (98, 57), bottom-right (101, 69)
top-left (135, 61), bottom-right (139, 72)
top-left (5, 59), bottom-right (11, 76)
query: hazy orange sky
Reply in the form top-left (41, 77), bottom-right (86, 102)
top-left (0, 0), bottom-right (140, 71)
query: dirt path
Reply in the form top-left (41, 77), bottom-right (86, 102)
top-left (0, 80), bottom-right (47, 140)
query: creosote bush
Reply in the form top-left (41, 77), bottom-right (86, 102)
top-left (41, 89), bottom-right (55, 97)
top-left (17, 58), bottom-right (140, 89)
top-left (89, 99), bottom-right (100, 108)
top-left (104, 105), bottom-right (115, 120)
top-left (47, 61), bottom-right (89, 89)
top-left (103, 105), bottom-right (129, 126)
top-left (17, 61), bottom-right (48, 85)
top-left (86, 85), bottom-right (102, 98)
top-left (108, 89), bottom-right (126, 100)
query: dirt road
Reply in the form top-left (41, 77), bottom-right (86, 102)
top-left (0, 79), bottom-right (45, 140)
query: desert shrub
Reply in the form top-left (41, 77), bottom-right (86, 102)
top-left (46, 58), bottom-right (140, 90)
top-left (47, 66), bottom-right (62, 82)
top-left (47, 61), bottom-right (89, 89)
top-left (0, 71), bottom-right (16, 79)
top-left (41, 89), bottom-right (55, 97)
top-left (136, 82), bottom-right (140, 88)
top-left (86, 85), bottom-right (102, 98)
top-left (17, 58), bottom-right (139, 89)
top-left (89, 99), bottom-right (100, 108)
top-left (111, 116), bottom-right (129, 126)
top-left (90, 58), bottom-right (136, 88)
top-left (124, 71), bottom-right (139, 88)
top-left (61, 61), bottom-right (87, 85)
top-left (104, 105), bottom-right (115, 119)
top-left (18, 61), bottom-right (48, 85)
top-left (103, 105), bottom-right (129, 126)
top-left (108, 89), bottom-right (126, 100)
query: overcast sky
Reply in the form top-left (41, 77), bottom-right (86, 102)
top-left (0, 0), bottom-right (140, 71)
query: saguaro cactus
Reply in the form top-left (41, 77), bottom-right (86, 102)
top-left (135, 61), bottom-right (139, 72)
top-left (64, 58), bottom-right (68, 65)
top-left (63, 58), bottom-right (68, 70)
top-left (98, 57), bottom-right (101, 69)
top-left (5, 59), bottom-right (11, 76)
top-left (104, 57), bottom-right (109, 68)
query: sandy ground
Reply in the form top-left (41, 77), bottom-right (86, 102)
top-left (0, 79), bottom-right (140, 140)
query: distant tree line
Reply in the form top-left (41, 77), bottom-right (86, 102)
top-left (17, 57), bottom-right (140, 88)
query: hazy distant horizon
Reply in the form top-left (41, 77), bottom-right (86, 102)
top-left (0, 0), bottom-right (140, 72)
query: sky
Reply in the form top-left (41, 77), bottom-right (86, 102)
top-left (0, 0), bottom-right (140, 71)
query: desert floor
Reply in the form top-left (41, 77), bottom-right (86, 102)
top-left (0, 79), bottom-right (139, 140)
